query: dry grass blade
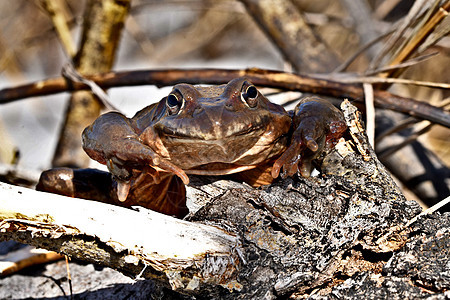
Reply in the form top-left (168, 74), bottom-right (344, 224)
top-left (370, 0), bottom-right (429, 69)
top-left (333, 30), bottom-right (393, 73)
top-left (340, 0), bottom-right (381, 60)
top-left (381, 0), bottom-right (450, 79)
top-left (419, 10), bottom-right (450, 51)
top-left (339, 76), bottom-right (450, 89)
top-left (365, 51), bottom-right (439, 76)
top-left (376, 98), bottom-right (450, 143)
top-left (377, 195), bottom-right (450, 245)
top-left (392, 1), bottom-right (449, 60)
top-left (62, 63), bottom-right (119, 112)
top-left (363, 83), bottom-right (375, 147)
top-left (374, 0), bottom-right (403, 19)
top-left (378, 122), bottom-right (434, 159)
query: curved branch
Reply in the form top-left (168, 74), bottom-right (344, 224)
top-left (0, 68), bottom-right (448, 127)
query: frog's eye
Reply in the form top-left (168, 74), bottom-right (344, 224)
top-left (241, 84), bottom-right (258, 108)
top-left (166, 91), bottom-right (184, 115)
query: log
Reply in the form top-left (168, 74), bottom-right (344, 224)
top-left (0, 101), bottom-right (448, 298)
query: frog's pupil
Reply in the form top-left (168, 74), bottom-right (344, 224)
top-left (246, 86), bottom-right (257, 99)
top-left (167, 94), bottom-right (179, 108)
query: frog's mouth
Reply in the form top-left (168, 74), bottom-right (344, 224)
top-left (160, 122), bottom-right (267, 141)
top-left (157, 114), bottom-right (271, 142)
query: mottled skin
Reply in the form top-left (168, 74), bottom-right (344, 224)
top-left (37, 78), bottom-right (346, 218)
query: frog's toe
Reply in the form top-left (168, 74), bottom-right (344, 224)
top-left (299, 158), bottom-right (313, 178)
top-left (305, 139), bottom-right (319, 152)
top-left (116, 179), bottom-right (131, 202)
top-left (271, 142), bottom-right (302, 178)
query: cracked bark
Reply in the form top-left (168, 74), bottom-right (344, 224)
top-left (0, 101), bottom-right (448, 298)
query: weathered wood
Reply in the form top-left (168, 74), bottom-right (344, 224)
top-left (0, 181), bottom-right (241, 294)
top-left (3, 101), bottom-right (446, 298)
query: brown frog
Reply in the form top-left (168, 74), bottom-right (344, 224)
top-left (37, 78), bottom-right (346, 218)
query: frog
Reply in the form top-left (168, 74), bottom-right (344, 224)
top-left (37, 77), bottom-right (346, 218)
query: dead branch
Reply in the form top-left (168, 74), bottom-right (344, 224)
top-left (0, 68), bottom-right (448, 128)
top-left (40, 0), bottom-right (76, 57)
top-left (239, 0), bottom-right (339, 72)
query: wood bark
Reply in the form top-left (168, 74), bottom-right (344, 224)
top-left (2, 101), bottom-right (447, 298)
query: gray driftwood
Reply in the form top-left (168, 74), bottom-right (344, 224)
top-left (0, 101), bottom-right (448, 299)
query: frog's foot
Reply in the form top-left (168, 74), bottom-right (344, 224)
top-left (272, 97), bottom-right (347, 179)
top-left (271, 132), bottom-right (324, 179)
top-left (271, 120), bottom-right (346, 179)
top-left (104, 141), bottom-right (189, 202)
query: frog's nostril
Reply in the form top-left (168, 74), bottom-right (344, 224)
top-left (193, 106), bottom-right (203, 116)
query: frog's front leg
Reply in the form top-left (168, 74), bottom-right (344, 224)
top-left (82, 112), bottom-right (188, 200)
top-left (272, 97), bottom-right (347, 178)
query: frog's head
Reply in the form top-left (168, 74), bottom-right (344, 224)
top-left (145, 78), bottom-right (291, 170)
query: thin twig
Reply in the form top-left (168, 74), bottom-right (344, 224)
top-left (363, 83), bottom-right (375, 147)
top-left (365, 51), bottom-right (439, 76)
top-left (375, 117), bottom-right (417, 143)
top-left (61, 63), bottom-right (119, 112)
top-left (376, 98), bottom-right (450, 143)
top-left (336, 75), bottom-right (450, 89)
top-left (378, 122), bottom-right (434, 159)
top-left (65, 255), bottom-right (73, 300)
top-left (405, 195), bottom-right (450, 227)
top-left (377, 195), bottom-right (450, 245)
top-left (333, 30), bottom-right (393, 73)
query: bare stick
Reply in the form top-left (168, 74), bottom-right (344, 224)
top-left (0, 68), bottom-right (448, 128)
